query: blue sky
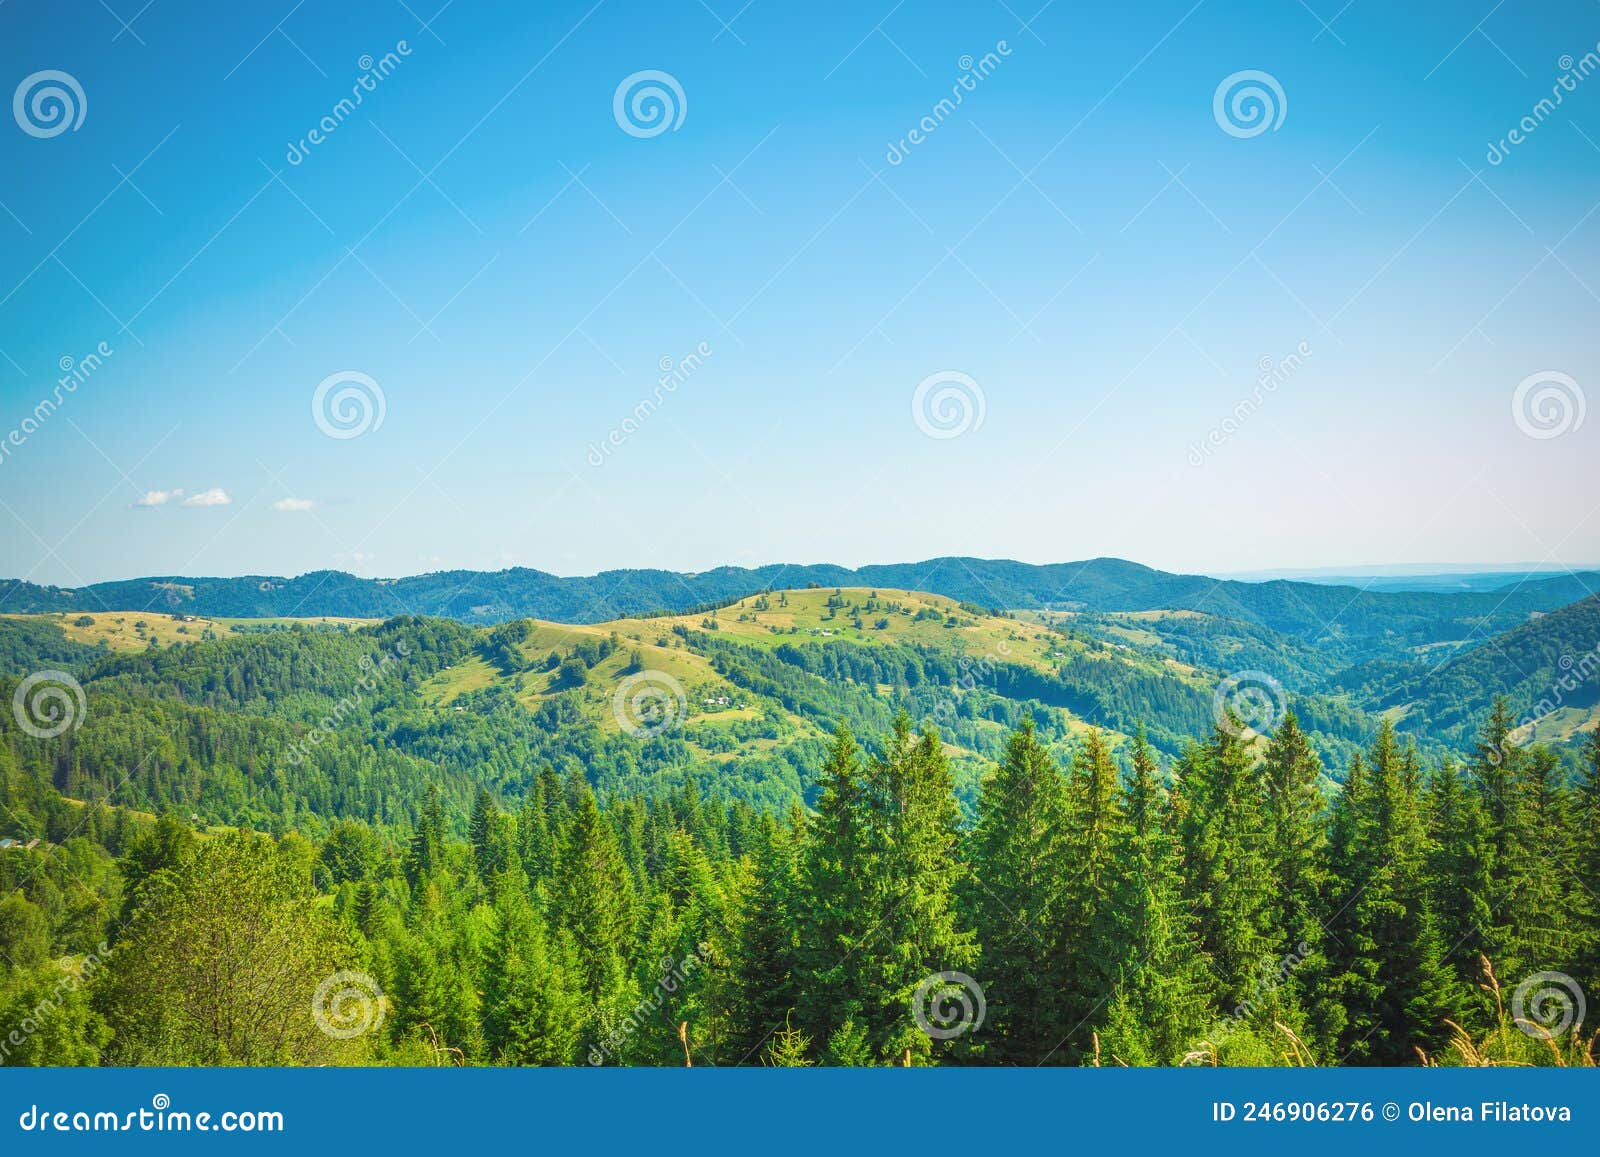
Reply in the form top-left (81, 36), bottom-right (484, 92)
top-left (1, 0), bottom-right (1597, 585)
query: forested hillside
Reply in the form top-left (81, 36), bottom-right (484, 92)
top-left (1359, 595), bottom-right (1600, 749)
top-left (2, 702), bottom-right (1595, 1067)
top-left (0, 591), bottom-right (1380, 837)
top-left (2, 584), bottom-right (1596, 1069)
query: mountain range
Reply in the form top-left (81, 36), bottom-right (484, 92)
top-left (5, 556), bottom-right (1596, 635)
top-left (2, 557), bottom-right (1596, 836)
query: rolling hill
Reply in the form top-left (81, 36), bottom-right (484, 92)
top-left (3, 558), bottom-right (1594, 656)
top-left (1359, 593), bottom-right (1600, 749)
top-left (5, 556), bottom-right (1596, 844)
top-left (0, 586), bottom-right (1392, 835)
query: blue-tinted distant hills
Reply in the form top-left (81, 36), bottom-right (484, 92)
top-left (2, 557), bottom-right (1595, 646)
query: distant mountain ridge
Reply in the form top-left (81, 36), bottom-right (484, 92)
top-left (3, 557), bottom-right (1596, 640)
top-left (1371, 593), bottom-right (1600, 748)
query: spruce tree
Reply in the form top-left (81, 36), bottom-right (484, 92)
top-left (482, 880), bottom-right (583, 1064)
top-left (1332, 723), bottom-right (1457, 1062)
top-left (1422, 757), bottom-right (1492, 993)
top-left (1514, 745), bottom-right (1581, 971)
top-left (1057, 727), bottom-right (1123, 1056)
top-left (796, 726), bottom-right (874, 1046)
top-left (734, 810), bottom-right (802, 1060)
top-left (1175, 724), bottom-right (1278, 1006)
top-left (1573, 726), bottom-right (1600, 997)
top-left (405, 783), bottom-right (447, 892)
top-left (1467, 697), bottom-right (1527, 973)
top-left (963, 718), bottom-right (1072, 1062)
top-left (551, 775), bottom-right (638, 1019)
top-left (1261, 711), bottom-right (1337, 1048)
top-left (861, 717), bottom-right (975, 1063)
top-left (1098, 728), bottom-right (1214, 1065)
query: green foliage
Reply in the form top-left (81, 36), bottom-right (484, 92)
top-left (97, 831), bottom-right (364, 1065)
top-left (0, 601), bottom-right (1595, 1068)
top-left (964, 719), bottom-right (1072, 1061)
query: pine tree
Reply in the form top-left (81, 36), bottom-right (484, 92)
top-left (552, 775), bottom-right (637, 1013)
top-left (1422, 757), bottom-right (1492, 994)
top-left (1261, 711), bottom-right (1336, 1046)
top-left (963, 718), bottom-right (1072, 1062)
top-left (1573, 726), bottom-right (1600, 997)
top-left (734, 810), bottom-right (802, 1060)
top-left (405, 784), bottom-right (446, 891)
top-left (1175, 724), bottom-right (1278, 1006)
top-left (796, 726), bottom-right (874, 1046)
top-left (482, 881), bottom-right (583, 1064)
top-left (1056, 727), bottom-right (1123, 1056)
top-left (1332, 723), bottom-right (1457, 1063)
top-left (859, 716), bottom-right (975, 1063)
top-left (1097, 728), bottom-right (1214, 1065)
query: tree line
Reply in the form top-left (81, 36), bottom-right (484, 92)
top-left (2, 701), bottom-right (1596, 1067)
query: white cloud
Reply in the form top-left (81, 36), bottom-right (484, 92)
top-left (180, 488), bottom-right (232, 508)
top-left (273, 497), bottom-right (317, 512)
top-left (134, 488), bottom-right (184, 507)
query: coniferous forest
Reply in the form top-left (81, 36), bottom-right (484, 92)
top-left (5, 17), bottom-right (1600, 1157)
top-left (2, 600), bottom-right (1597, 1068)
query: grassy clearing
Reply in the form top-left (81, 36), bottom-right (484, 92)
top-left (5, 611), bottom-right (377, 652)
